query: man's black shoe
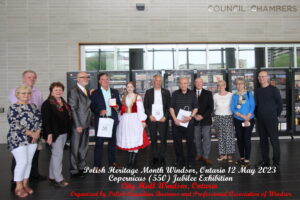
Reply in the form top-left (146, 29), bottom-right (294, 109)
top-left (272, 164), bottom-right (280, 174)
top-left (71, 171), bottom-right (85, 178)
top-left (150, 158), bottom-right (159, 167)
top-left (255, 161), bottom-right (270, 168)
top-left (160, 158), bottom-right (166, 166)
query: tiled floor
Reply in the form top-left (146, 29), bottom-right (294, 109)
top-left (0, 139), bottom-right (299, 200)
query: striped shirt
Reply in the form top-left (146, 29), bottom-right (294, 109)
top-left (170, 89), bottom-right (198, 118)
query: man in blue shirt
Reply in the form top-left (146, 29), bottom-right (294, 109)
top-left (90, 73), bottom-right (122, 168)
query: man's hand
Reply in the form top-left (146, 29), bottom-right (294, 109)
top-left (112, 105), bottom-right (119, 111)
top-left (159, 117), bottom-right (166, 122)
top-left (89, 89), bottom-right (95, 96)
top-left (142, 122), bottom-right (146, 128)
top-left (149, 115), bottom-right (156, 122)
top-left (76, 126), bottom-right (83, 134)
top-left (174, 118), bottom-right (181, 126)
top-left (194, 114), bottom-right (203, 121)
top-left (182, 116), bottom-right (192, 123)
top-left (100, 110), bottom-right (107, 116)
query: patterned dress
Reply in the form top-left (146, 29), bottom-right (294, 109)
top-left (7, 103), bottom-right (42, 151)
top-left (213, 93), bottom-right (235, 155)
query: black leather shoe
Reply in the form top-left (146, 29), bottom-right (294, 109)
top-left (255, 161), bottom-right (270, 168)
top-left (272, 164), bottom-right (280, 173)
top-left (150, 158), bottom-right (159, 167)
top-left (160, 158), bottom-right (166, 166)
top-left (173, 161), bottom-right (185, 168)
top-left (109, 162), bottom-right (122, 169)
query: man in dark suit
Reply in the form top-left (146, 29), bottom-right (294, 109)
top-left (90, 73), bottom-right (122, 168)
top-left (193, 77), bottom-right (214, 165)
top-left (144, 74), bottom-right (171, 166)
top-left (68, 72), bottom-right (93, 177)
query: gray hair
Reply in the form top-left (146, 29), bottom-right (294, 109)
top-left (22, 70), bottom-right (37, 77)
top-left (153, 74), bottom-right (162, 79)
top-left (235, 77), bottom-right (245, 85)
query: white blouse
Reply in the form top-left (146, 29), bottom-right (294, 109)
top-left (213, 92), bottom-right (233, 115)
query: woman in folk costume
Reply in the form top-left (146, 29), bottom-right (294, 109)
top-left (116, 81), bottom-right (150, 167)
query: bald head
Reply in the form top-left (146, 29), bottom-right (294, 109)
top-left (77, 72), bottom-right (90, 87)
top-left (179, 77), bottom-right (189, 92)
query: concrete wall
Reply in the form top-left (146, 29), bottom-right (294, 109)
top-left (0, 0), bottom-right (300, 143)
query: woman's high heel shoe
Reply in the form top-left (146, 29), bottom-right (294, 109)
top-left (217, 155), bottom-right (227, 161)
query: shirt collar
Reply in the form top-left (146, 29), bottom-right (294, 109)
top-left (101, 87), bottom-right (110, 92)
top-left (179, 88), bottom-right (190, 94)
top-left (77, 83), bottom-right (86, 92)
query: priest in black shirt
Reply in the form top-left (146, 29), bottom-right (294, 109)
top-left (256, 71), bottom-right (283, 170)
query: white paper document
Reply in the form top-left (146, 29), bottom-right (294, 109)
top-left (177, 109), bottom-right (192, 128)
top-left (152, 104), bottom-right (163, 121)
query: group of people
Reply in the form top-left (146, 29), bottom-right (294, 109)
top-left (7, 70), bottom-right (282, 198)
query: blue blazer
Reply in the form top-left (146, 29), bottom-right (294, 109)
top-left (90, 88), bottom-right (121, 132)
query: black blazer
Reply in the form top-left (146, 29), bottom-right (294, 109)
top-left (143, 88), bottom-right (171, 122)
top-left (194, 89), bottom-right (214, 126)
top-left (41, 98), bottom-right (72, 142)
top-left (90, 88), bottom-right (121, 133)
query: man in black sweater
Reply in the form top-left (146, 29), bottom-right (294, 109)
top-left (256, 71), bottom-right (283, 170)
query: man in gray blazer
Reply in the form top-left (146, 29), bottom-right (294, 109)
top-left (68, 72), bottom-right (93, 177)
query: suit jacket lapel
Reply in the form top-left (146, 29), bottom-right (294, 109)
top-left (77, 86), bottom-right (87, 97)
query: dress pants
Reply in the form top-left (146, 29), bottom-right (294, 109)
top-left (148, 121), bottom-right (168, 160)
top-left (257, 116), bottom-right (280, 166)
top-left (172, 124), bottom-right (195, 165)
top-left (233, 118), bottom-right (255, 160)
top-left (194, 125), bottom-right (211, 159)
top-left (49, 134), bottom-right (67, 182)
top-left (94, 122), bottom-right (117, 167)
top-left (70, 127), bottom-right (89, 174)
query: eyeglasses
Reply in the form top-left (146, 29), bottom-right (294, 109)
top-left (20, 92), bottom-right (32, 95)
top-left (78, 76), bottom-right (90, 79)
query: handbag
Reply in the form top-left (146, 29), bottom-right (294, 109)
top-left (97, 116), bottom-right (114, 138)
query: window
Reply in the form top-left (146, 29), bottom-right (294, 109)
top-left (116, 49), bottom-right (129, 70)
top-left (208, 47), bottom-right (225, 69)
top-left (297, 48), bottom-right (300, 67)
top-left (154, 49), bottom-right (174, 70)
top-left (81, 44), bottom-right (298, 70)
top-left (268, 47), bottom-right (293, 68)
top-left (177, 49), bottom-right (188, 69)
top-left (238, 46), bottom-right (255, 68)
top-left (86, 51), bottom-right (99, 71)
top-left (189, 49), bottom-right (206, 70)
